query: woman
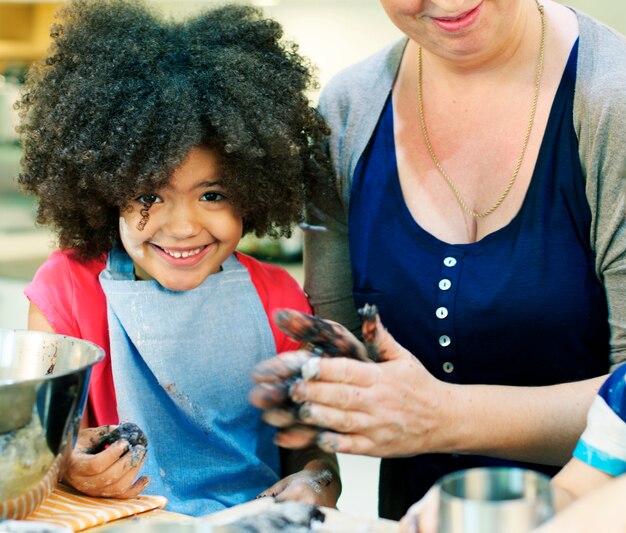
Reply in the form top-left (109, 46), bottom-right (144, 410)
top-left (252, 0), bottom-right (626, 521)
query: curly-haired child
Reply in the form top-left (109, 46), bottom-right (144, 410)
top-left (17, 0), bottom-right (339, 516)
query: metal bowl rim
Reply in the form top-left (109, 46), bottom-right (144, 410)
top-left (0, 328), bottom-right (105, 386)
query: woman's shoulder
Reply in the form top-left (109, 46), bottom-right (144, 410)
top-left (318, 38), bottom-right (406, 118)
top-left (575, 10), bottom-right (626, 100)
top-left (576, 9), bottom-right (626, 51)
top-left (317, 38), bottom-right (407, 199)
top-left (573, 10), bottom-right (626, 194)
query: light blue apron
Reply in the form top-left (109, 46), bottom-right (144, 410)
top-left (99, 244), bottom-right (280, 516)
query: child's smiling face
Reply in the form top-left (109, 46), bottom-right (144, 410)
top-left (119, 146), bottom-right (243, 291)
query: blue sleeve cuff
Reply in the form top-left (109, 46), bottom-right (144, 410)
top-left (573, 440), bottom-right (626, 476)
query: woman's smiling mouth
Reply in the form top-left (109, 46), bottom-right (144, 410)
top-left (431, 2), bottom-right (483, 33)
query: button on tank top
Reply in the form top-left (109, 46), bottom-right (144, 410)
top-left (348, 40), bottom-right (610, 519)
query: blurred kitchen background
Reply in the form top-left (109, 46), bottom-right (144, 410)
top-left (0, 0), bottom-right (623, 519)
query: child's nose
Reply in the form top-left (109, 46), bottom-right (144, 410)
top-left (165, 203), bottom-right (201, 238)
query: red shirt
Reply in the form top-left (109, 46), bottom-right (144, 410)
top-left (25, 249), bottom-right (310, 426)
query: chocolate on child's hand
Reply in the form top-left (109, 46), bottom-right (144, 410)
top-left (85, 422), bottom-right (148, 455)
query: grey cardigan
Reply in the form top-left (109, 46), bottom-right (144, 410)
top-left (304, 10), bottom-right (626, 369)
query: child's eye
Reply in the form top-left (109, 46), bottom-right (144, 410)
top-left (135, 194), bottom-right (161, 205)
top-left (202, 191), bottom-right (225, 202)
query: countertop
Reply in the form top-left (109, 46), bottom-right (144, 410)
top-left (86, 498), bottom-right (399, 533)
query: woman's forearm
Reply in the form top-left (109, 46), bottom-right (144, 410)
top-left (440, 375), bottom-right (606, 465)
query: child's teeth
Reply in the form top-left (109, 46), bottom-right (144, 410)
top-left (164, 247), bottom-right (202, 258)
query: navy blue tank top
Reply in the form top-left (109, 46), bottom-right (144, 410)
top-left (348, 41), bottom-right (610, 520)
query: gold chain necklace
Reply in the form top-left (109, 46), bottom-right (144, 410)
top-left (417, 0), bottom-right (546, 219)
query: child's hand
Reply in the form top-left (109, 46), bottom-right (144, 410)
top-left (530, 474), bottom-right (626, 533)
top-left (398, 486), bottom-right (440, 533)
top-left (62, 425), bottom-right (149, 498)
top-left (257, 468), bottom-right (337, 508)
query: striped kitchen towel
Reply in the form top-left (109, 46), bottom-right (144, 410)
top-left (24, 484), bottom-right (167, 531)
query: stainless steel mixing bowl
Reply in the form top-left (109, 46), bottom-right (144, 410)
top-left (0, 328), bottom-right (104, 519)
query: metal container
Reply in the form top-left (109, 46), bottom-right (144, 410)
top-left (0, 328), bottom-right (104, 519)
top-left (437, 467), bottom-right (553, 533)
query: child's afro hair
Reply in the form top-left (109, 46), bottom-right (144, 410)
top-left (17, 0), bottom-right (332, 258)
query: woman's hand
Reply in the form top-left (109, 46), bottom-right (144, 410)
top-left (62, 425), bottom-right (149, 498)
top-left (287, 332), bottom-right (444, 456)
top-left (399, 486), bottom-right (440, 533)
top-left (251, 310), bottom-right (449, 458)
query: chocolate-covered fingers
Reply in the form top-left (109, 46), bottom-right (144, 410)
top-left (261, 407), bottom-right (299, 428)
top-left (249, 381), bottom-right (293, 410)
top-left (358, 303), bottom-right (381, 362)
top-left (251, 350), bottom-right (312, 384)
top-left (274, 424), bottom-right (322, 449)
top-left (273, 309), bottom-right (371, 362)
